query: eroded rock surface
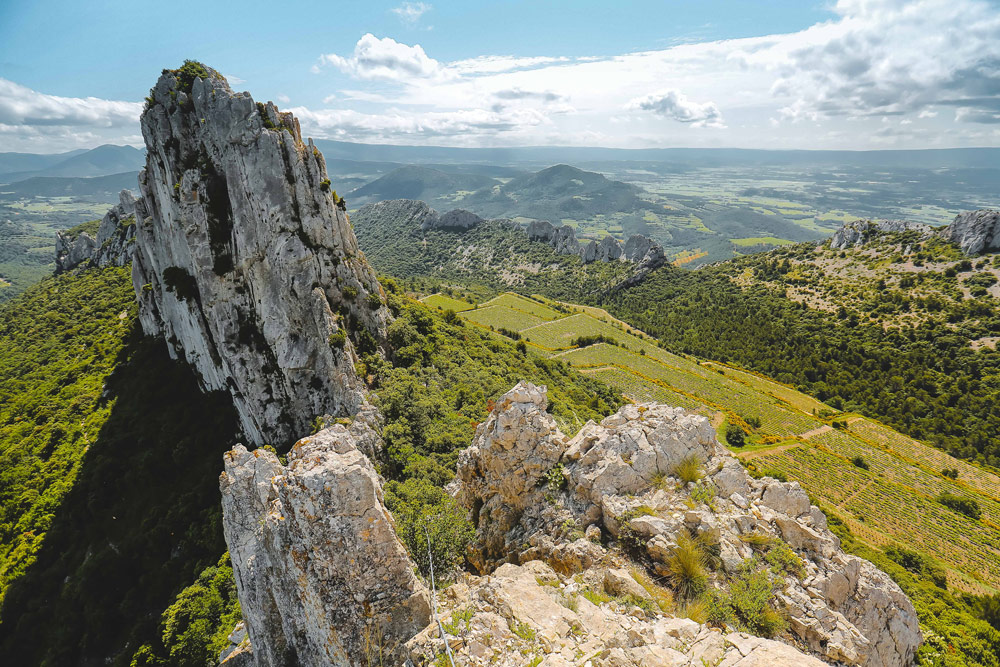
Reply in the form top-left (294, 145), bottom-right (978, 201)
top-left (942, 209), bottom-right (1000, 255)
top-left (133, 65), bottom-right (390, 446)
top-left (220, 423), bottom-right (431, 666)
top-left (452, 382), bottom-right (922, 667)
top-left (830, 219), bottom-right (932, 250)
top-left (406, 560), bottom-right (829, 667)
top-left (56, 189), bottom-right (142, 271)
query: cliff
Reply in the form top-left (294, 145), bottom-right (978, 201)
top-left (55, 189), bottom-right (142, 271)
top-left (829, 219), bottom-right (932, 250)
top-left (132, 62), bottom-right (390, 446)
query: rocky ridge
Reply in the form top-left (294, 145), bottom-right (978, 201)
top-left (526, 218), bottom-right (667, 269)
top-left (941, 209), bottom-right (1000, 255)
top-left (55, 189), bottom-right (143, 271)
top-left (219, 382), bottom-right (921, 667)
top-left (446, 382), bottom-right (921, 667)
top-left (829, 219), bottom-right (932, 250)
top-left (132, 64), bottom-right (390, 446)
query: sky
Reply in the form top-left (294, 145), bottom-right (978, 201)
top-left (1, 0), bottom-right (999, 153)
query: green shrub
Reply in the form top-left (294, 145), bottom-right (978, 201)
top-left (342, 285), bottom-right (358, 301)
top-left (707, 560), bottom-right (785, 638)
top-left (725, 423), bottom-right (747, 447)
top-left (367, 292), bottom-right (383, 310)
top-left (328, 329), bottom-right (346, 350)
top-left (850, 455), bottom-right (869, 470)
top-left (172, 60), bottom-right (210, 94)
top-left (384, 477), bottom-right (474, 579)
top-left (937, 491), bottom-right (982, 520)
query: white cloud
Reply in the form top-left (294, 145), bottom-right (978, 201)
top-left (627, 89), bottom-right (725, 128)
top-left (0, 78), bottom-right (141, 127)
top-left (276, 94), bottom-right (291, 104)
top-left (223, 74), bottom-right (245, 85)
top-left (290, 106), bottom-right (548, 144)
top-left (315, 33), bottom-right (444, 81)
top-left (391, 2), bottom-right (432, 25)
top-left (448, 55), bottom-right (571, 75)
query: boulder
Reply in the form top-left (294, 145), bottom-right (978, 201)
top-left (133, 65), bottom-right (391, 446)
top-left (941, 209), bottom-right (1000, 255)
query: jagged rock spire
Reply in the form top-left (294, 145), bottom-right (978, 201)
top-left (132, 62), bottom-right (390, 446)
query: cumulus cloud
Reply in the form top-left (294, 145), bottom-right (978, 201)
top-left (290, 105), bottom-right (548, 144)
top-left (0, 78), bottom-right (141, 127)
top-left (391, 2), bottom-right (432, 25)
top-left (772, 0), bottom-right (1000, 123)
top-left (315, 34), bottom-right (444, 81)
top-left (627, 90), bottom-right (725, 127)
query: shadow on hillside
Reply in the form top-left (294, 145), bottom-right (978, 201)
top-left (0, 327), bottom-right (242, 666)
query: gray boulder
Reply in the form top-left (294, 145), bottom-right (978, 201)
top-left (941, 209), bottom-right (1000, 255)
top-left (132, 65), bottom-right (390, 446)
top-left (526, 219), bottom-right (556, 242)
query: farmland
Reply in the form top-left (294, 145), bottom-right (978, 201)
top-left (419, 290), bottom-right (1000, 593)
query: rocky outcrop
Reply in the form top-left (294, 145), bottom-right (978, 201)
top-left (220, 424), bottom-right (431, 666)
top-left (406, 560), bottom-right (829, 667)
top-left (133, 64), bottom-right (390, 446)
top-left (941, 209), bottom-right (1000, 255)
top-left (452, 382), bottom-right (922, 667)
top-left (582, 234), bottom-right (624, 263)
top-left (427, 208), bottom-right (483, 231)
top-left (526, 219), bottom-right (557, 243)
top-left (55, 189), bottom-right (142, 271)
top-left (830, 219), bottom-right (931, 250)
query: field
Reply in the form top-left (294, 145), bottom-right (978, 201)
top-left (434, 290), bottom-right (1000, 594)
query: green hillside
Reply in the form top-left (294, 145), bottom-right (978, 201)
top-left (419, 289), bottom-right (1000, 664)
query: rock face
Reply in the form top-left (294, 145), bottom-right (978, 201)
top-left (830, 219), bottom-right (931, 250)
top-left (406, 560), bottom-right (829, 667)
top-left (941, 209), bottom-right (1000, 255)
top-left (220, 424), bottom-right (431, 666)
top-left (55, 189), bottom-right (142, 271)
top-left (452, 383), bottom-right (922, 667)
top-left (133, 64), bottom-right (390, 446)
top-left (426, 208), bottom-right (483, 231)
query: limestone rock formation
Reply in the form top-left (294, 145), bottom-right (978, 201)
top-left (406, 560), bottom-right (829, 667)
top-left (830, 219), bottom-right (932, 250)
top-left (427, 208), bottom-right (483, 231)
top-left (220, 424), bottom-right (431, 666)
top-left (526, 219), bottom-right (557, 243)
top-left (132, 64), bottom-right (390, 446)
top-left (55, 189), bottom-right (142, 271)
top-left (453, 383), bottom-right (922, 667)
top-left (941, 209), bottom-right (1000, 255)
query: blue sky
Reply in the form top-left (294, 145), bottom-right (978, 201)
top-left (1, 0), bottom-right (999, 152)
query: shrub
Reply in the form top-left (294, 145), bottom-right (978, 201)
top-left (384, 477), bottom-right (474, 579)
top-left (570, 334), bottom-right (618, 348)
top-left (173, 60), bottom-right (210, 94)
top-left (672, 454), bottom-right (703, 485)
top-left (744, 415), bottom-right (762, 429)
top-left (366, 292), bottom-right (383, 310)
top-left (328, 329), bottom-right (346, 350)
top-left (725, 423), bottom-right (747, 447)
top-left (937, 492), bottom-right (982, 520)
top-left (942, 467), bottom-right (959, 479)
top-left (850, 455), bottom-right (869, 470)
top-left (341, 285), bottom-right (358, 301)
top-left (665, 532), bottom-right (708, 600)
top-left (884, 545), bottom-right (947, 589)
top-left (707, 561), bottom-right (785, 638)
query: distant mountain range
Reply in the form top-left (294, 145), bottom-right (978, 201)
top-left (0, 145), bottom-right (144, 184)
top-left (0, 171), bottom-right (139, 199)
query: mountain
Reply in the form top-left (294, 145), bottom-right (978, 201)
top-left (0, 144), bottom-right (144, 183)
top-left (0, 148), bottom-right (87, 176)
top-left (348, 165), bottom-right (500, 206)
top-left (0, 171), bottom-right (138, 198)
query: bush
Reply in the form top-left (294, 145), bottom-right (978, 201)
top-left (942, 467), bottom-right (959, 479)
top-left (744, 415), bottom-right (762, 429)
top-left (384, 478), bottom-right (474, 579)
top-left (937, 492), bottom-right (982, 520)
top-left (173, 60), bottom-right (210, 94)
top-left (884, 545), bottom-right (947, 589)
top-left (725, 423), bottom-right (747, 447)
top-left (850, 455), bottom-right (869, 470)
top-left (707, 560), bottom-right (785, 638)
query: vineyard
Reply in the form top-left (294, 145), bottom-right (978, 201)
top-left (421, 290), bottom-right (1000, 594)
